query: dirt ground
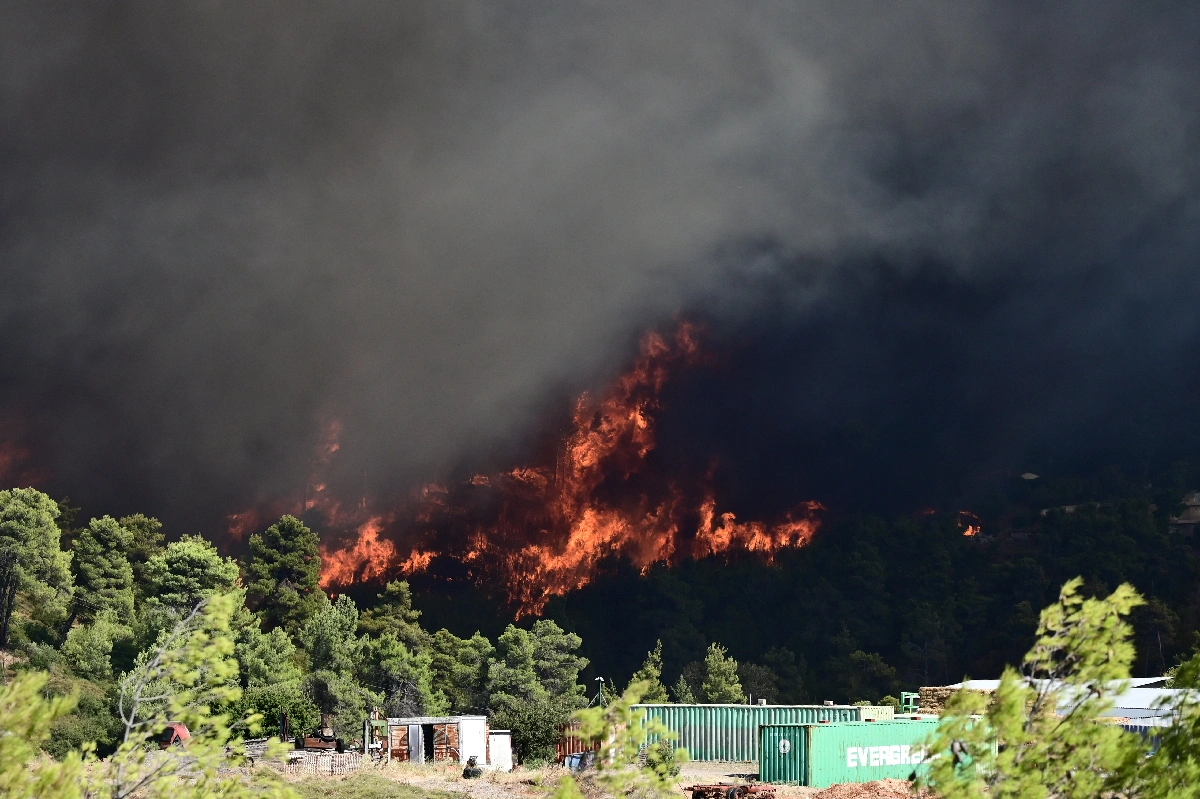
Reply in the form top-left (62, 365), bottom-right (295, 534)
top-left (674, 761), bottom-right (820, 798)
top-left (282, 759), bottom-right (554, 799)
top-left (280, 759), bottom-right (914, 799)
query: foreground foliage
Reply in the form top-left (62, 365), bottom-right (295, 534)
top-left (922, 578), bottom-right (1144, 799)
top-left (923, 577), bottom-right (1200, 799)
top-left (0, 593), bottom-right (297, 799)
top-left (550, 681), bottom-right (688, 799)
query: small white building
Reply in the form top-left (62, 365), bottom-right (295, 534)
top-left (487, 729), bottom-right (513, 772)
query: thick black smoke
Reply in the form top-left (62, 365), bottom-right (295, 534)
top-left (2, 2), bottom-right (1199, 535)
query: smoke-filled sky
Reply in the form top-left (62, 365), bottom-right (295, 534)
top-left (2, 1), bottom-right (1200, 534)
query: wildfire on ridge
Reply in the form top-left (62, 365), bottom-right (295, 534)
top-left (245, 322), bottom-right (824, 614)
top-left (319, 514), bottom-right (397, 588)
top-left (959, 510), bottom-right (982, 537)
top-left (0, 441), bottom-right (29, 485)
top-left (0, 422), bottom-right (48, 488)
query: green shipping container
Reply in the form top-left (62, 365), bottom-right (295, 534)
top-left (759, 719), bottom-right (941, 787)
top-left (634, 704), bottom-right (893, 762)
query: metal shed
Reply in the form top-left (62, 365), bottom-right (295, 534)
top-left (386, 715), bottom-right (489, 765)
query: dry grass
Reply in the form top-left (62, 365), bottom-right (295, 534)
top-left (293, 772), bottom-right (461, 799)
top-left (285, 758), bottom-right (559, 799)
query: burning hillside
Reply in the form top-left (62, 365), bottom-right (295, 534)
top-left (239, 323), bottom-right (823, 614)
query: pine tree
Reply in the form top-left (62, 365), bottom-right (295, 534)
top-left (358, 580), bottom-right (428, 651)
top-left (701, 642), bottom-right (744, 703)
top-left (487, 621), bottom-right (588, 763)
top-left (72, 516), bottom-right (135, 620)
top-left (487, 621), bottom-right (589, 706)
top-left (362, 632), bottom-right (445, 716)
top-left (487, 625), bottom-right (543, 703)
top-left (628, 640), bottom-right (670, 703)
top-left (531, 619), bottom-right (588, 703)
top-left (671, 674), bottom-right (696, 703)
top-left (245, 515), bottom-right (322, 634)
top-left (118, 513), bottom-right (165, 587)
top-left (430, 629), bottom-right (493, 712)
top-left (0, 487), bottom-right (74, 597)
top-left (143, 535), bottom-right (239, 613)
top-left (235, 613), bottom-right (302, 687)
top-left (299, 593), bottom-right (361, 676)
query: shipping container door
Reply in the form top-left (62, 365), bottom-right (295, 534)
top-left (759, 725), bottom-right (809, 785)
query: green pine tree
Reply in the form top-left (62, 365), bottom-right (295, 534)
top-left (358, 580), bottom-right (428, 651)
top-left (671, 673), bottom-right (696, 703)
top-left (234, 612), bottom-right (302, 687)
top-left (143, 535), bottom-right (240, 613)
top-left (245, 515), bottom-right (322, 634)
top-left (0, 488), bottom-right (74, 613)
top-left (486, 620), bottom-right (588, 763)
top-left (117, 513), bottom-right (165, 587)
top-left (72, 516), bottom-right (135, 620)
top-left (701, 642), bottom-right (744, 703)
top-left (362, 632), bottom-right (445, 716)
top-left (430, 628), bottom-right (493, 712)
top-left (487, 625), bottom-right (543, 703)
top-left (531, 619), bottom-right (589, 703)
top-left (299, 593), bottom-right (362, 677)
top-left (628, 640), bottom-right (670, 703)
top-left (60, 612), bottom-right (128, 682)
top-left (921, 577), bottom-right (1145, 799)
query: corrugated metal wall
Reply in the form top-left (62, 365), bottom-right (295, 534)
top-left (634, 704), bottom-right (887, 761)
top-left (557, 720), bottom-right (601, 762)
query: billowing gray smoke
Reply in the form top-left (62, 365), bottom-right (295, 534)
top-left (1, 1), bottom-right (1199, 531)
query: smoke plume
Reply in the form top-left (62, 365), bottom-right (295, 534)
top-left (2, 2), bottom-right (1199, 537)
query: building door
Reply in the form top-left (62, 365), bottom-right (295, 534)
top-left (407, 725), bottom-right (423, 763)
top-left (422, 724), bottom-right (436, 761)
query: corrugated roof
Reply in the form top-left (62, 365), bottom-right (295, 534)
top-left (385, 715), bottom-right (487, 724)
top-left (939, 678), bottom-right (1186, 718)
top-left (947, 677), bottom-right (1168, 691)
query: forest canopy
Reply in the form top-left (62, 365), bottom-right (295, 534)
top-left (1, 462), bottom-right (1198, 764)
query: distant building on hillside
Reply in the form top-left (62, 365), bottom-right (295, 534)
top-left (1039, 502), bottom-right (1101, 517)
top-left (920, 678), bottom-right (1174, 718)
top-left (1170, 492), bottom-right (1200, 533)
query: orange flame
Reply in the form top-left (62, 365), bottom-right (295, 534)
top-left (319, 515), bottom-right (397, 588)
top-left (0, 419), bottom-right (47, 488)
top-left (312, 322), bottom-right (824, 614)
top-left (959, 510), bottom-right (981, 537)
top-left (225, 509), bottom-right (263, 541)
top-left (0, 441), bottom-right (30, 485)
top-left (224, 323), bottom-right (825, 613)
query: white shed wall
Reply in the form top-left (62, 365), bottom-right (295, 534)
top-left (488, 731), bottom-right (513, 771)
top-left (459, 717), bottom-right (489, 765)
